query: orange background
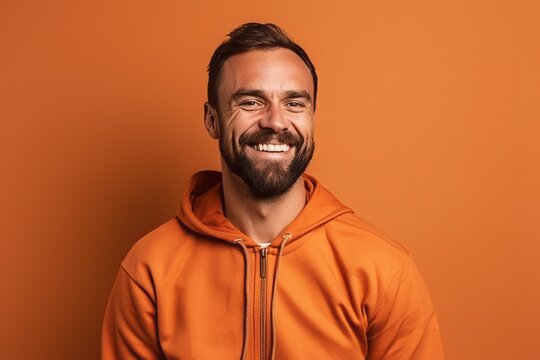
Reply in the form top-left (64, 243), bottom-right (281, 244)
top-left (1, 0), bottom-right (538, 359)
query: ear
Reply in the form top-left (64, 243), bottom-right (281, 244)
top-left (203, 102), bottom-right (219, 139)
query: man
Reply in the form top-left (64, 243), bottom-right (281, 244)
top-left (102, 23), bottom-right (444, 359)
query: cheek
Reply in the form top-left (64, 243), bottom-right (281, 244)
top-left (220, 108), bottom-right (242, 141)
top-left (296, 114), bottom-right (315, 139)
top-left (225, 111), bottom-right (261, 140)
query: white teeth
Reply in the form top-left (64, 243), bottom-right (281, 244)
top-left (253, 143), bottom-right (291, 152)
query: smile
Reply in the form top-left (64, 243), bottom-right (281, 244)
top-left (251, 144), bottom-right (291, 152)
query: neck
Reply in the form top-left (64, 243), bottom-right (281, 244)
top-left (221, 163), bottom-right (306, 245)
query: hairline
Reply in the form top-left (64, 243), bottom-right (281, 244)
top-left (213, 47), bottom-right (316, 113)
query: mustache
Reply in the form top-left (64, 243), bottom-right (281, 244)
top-left (238, 130), bottom-right (303, 148)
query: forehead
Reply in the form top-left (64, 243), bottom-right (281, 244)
top-left (218, 48), bottom-right (314, 98)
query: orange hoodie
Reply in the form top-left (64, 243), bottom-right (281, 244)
top-left (102, 171), bottom-right (444, 359)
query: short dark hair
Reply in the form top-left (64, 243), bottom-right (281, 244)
top-left (207, 23), bottom-right (318, 111)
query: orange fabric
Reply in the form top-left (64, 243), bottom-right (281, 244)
top-left (102, 171), bottom-right (444, 359)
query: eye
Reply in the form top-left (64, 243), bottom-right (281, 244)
top-left (239, 100), bottom-right (264, 110)
top-left (286, 101), bottom-right (305, 111)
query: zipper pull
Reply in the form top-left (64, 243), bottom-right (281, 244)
top-left (259, 247), bottom-right (267, 279)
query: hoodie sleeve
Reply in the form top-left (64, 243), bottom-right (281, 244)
top-left (366, 255), bottom-right (444, 359)
top-left (101, 265), bottom-right (165, 360)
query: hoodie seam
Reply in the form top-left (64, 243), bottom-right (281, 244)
top-left (338, 214), bottom-right (410, 255)
top-left (314, 235), bottom-right (355, 310)
top-left (368, 254), bottom-right (411, 324)
top-left (279, 210), bottom-right (353, 255)
top-left (120, 264), bottom-right (156, 302)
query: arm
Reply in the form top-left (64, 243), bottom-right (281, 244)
top-left (366, 255), bottom-right (444, 359)
top-left (101, 265), bottom-right (165, 360)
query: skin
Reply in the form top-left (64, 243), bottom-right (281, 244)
top-left (203, 48), bottom-right (316, 244)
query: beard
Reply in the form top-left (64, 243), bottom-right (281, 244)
top-left (219, 128), bottom-right (315, 198)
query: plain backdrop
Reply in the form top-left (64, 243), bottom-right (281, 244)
top-left (1, 0), bottom-right (538, 359)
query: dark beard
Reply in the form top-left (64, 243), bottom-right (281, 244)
top-left (219, 129), bottom-right (315, 198)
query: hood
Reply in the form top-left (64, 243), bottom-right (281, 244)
top-left (176, 170), bottom-right (353, 248)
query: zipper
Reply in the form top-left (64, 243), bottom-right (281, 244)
top-left (259, 247), bottom-right (268, 360)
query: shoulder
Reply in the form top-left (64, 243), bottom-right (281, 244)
top-left (316, 213), bottom-right (427, 317)
top-left (312, 212), bottom-right (414, 304)
top-left (120, 218), bottom-right (197, 281)
top-left (323, 212), bottom-right (410, 267)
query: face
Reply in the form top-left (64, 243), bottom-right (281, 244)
top-left (204, 48), bottom-right (316, 198)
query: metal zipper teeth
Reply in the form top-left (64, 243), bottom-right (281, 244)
top-left (260, 247), bottom-right (268, 360)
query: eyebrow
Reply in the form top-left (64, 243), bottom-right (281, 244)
top-left (283, 90), bottom-right (312, 103)
top-left (230, 89), bottom-right (266, 103)
top-left (230, 88), bottom-right (312, 104)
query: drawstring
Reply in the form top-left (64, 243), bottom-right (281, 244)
top-left (270, 233), bottom-right (291, 360)
top-left (234, 239), bottom-right (250, 360)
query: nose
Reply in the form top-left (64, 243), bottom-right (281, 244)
top-left (259, 103), bottom-right (289, 132)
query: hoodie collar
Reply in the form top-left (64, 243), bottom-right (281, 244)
top-left (176, 170), bottom-right (353, 247)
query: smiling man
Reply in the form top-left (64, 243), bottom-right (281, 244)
top-left (102, 23), bottom-right (444, 359)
